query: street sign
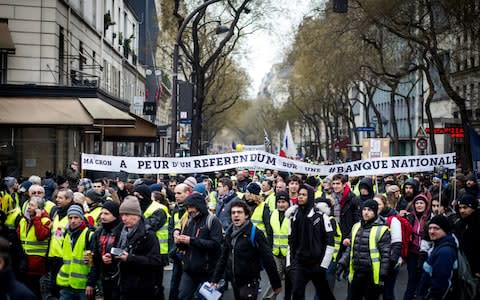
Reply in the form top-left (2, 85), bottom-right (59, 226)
top-left (416, 137), bottom-right (428, 150)
top-left (356, 126), bottom-right (375, 132)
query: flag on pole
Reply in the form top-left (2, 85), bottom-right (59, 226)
top-left (282, 121), bottom-right (297, 158)
top-left (263, 129), bottom-right (271, 153)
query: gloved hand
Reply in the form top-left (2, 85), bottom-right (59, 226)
top-left (336, 263), bottom-right (346, 281)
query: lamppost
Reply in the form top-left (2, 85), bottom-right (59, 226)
top-left (171, 0), bottom-right (225, 157)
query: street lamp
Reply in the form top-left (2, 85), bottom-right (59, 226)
top-left (171, 0), bottom-right (227, 157)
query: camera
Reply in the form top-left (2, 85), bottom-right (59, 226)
top-left (110, 247), bottom-right (124, 256)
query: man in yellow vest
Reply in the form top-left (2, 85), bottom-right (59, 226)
top-left (47, 188), bottom-right (74, 298)
top-left (56, 204), bottom-right (93, 299)
top-left (337, 199), bottom-right (391, 300)
top-left (245, 182), bottom-right (273, 246)
top-left (263, 191), bottom-right (291, 300)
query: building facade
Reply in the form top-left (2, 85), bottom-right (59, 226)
top-left (0, 0), bottom-right (167, 178)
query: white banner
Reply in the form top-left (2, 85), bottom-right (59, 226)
top-left (81, 151), bottom-right (456, 176)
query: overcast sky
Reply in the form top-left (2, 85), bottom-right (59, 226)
top-left (240, 0), bottom-right (319, 96)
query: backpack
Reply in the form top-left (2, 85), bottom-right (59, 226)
top-left (456, 249), bottom-right (480, 300)
top-left (386, 215), bottom-right (412, 259)
top-left (249, 224), bottom-right (264, 270)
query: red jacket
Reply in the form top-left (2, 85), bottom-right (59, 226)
top-left (17, 211), bottom-right (51, 275)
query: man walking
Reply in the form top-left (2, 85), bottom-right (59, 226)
top-left (286, 184), bottom-right (335, 300)
top-left (174, 193), bottom-right (223, 300)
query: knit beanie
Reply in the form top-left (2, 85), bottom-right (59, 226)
top-left (413, 194), bottom-right (428, 205)
top-left (119, 197), bottom-right (142, 216)
top-left (67, 204), bottom-right (84, 218)
top-left (85, 189), bottom-right (103, 203)
top-left (458, 193), bottom-right (479, 210)
top-left (246, 182), bottom-right (261, 195)
top-left (429, 215), bottom-right (451, 233)
top-left (276, 191), bottom-right (290, 203)
top-left (362, 199), bottom-right (379, 216)
top-left (102, 201), bottom-right (120, 219)
top-left (134, 184), bottom-right (152, 201)
top-left (184, 176), bottom-right (197, 189)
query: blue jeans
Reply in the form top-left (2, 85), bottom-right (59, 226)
top-left (403, 253), bottom-right (419, 300)
top-left (59, 287), bottom-right (86, 300)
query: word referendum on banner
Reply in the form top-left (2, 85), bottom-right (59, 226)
top-left (81, 151), bottom-right (456, 176)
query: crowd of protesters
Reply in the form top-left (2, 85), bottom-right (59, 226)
top-left (0, 162), bottom-right (479, 300)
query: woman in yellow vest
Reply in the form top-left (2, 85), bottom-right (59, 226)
top-left (263, 191), bottom-right (291, 300)
top-left (18, 196), bottom-right (52, 296)
top-left (337, 199), bottom-right (391, 300)
top-left (56, 204), bottom-right (93, 299)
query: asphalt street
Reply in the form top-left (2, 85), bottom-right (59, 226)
top-left (163, 263), bottom-right (409, 299)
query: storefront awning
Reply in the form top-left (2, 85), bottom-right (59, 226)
top-left (78, 98), bottom-right (135, 127)
top-left (0, 23), bottom-right (15, 54)
top-left (103, 114), bottom-right (157, 142)
top-left (0, 97), bottom-right (92, 125)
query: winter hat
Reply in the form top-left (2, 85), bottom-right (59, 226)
top-left (119, 197), bottom-right (142, 216)
top-left (149, 183), bottom-right (163, 192)
top-left (3, 177), bottom-right (17, 188)
top-left (102, 201), bottom-right (120, 219)
top-left (193, 183), bottom-right (207, 198)
top-left (67, 204), bottom-right (84, 218)
top-left (183, 176), bottom-right (197, 189)
top-left (134, 184), bottom-right (152, 201)
top-left (322, 176), bottom-right (333, 184)
top-left (85, 189), bottom-right (103, 203)
top-left (413, 194), bottom-right (429, 205)
top-left (276, 191), bottom-right (290, 203)
top-left (305, 176), bottom-right (319, 187)
top-left (429, 215), bottom-right (451, 233)
top-left (386, 185), bottom-right (400, 193)
top-left (18, 181), bottom-right (32, 193)
top-left (458, 193), bottom-right (479, 210)
top-left (362, 199), bottom-right (379, 215)
top-left (246, 182), bottom-right (261, 195)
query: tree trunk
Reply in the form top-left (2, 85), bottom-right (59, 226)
top-left (422, 65), bottom-right (437, 154)
top-left (389, 82), bottom-right (401, 155)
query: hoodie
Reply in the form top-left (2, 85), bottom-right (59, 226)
top-left (358, 177), bottom-right (374, 203)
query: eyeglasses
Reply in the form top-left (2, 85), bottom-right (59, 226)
top-left (31, 191), bottom-right (44, 195)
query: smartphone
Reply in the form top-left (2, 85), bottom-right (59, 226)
top-left (110, 247), bottom-right (124, 256)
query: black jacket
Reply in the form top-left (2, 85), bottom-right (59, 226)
top-left (118, 218), bottom-right (163, 293)
top-left (454, 209), bottom-right (480, 275)
top-left (339, 217), bottom-right (391, 279)
top-left (87, 220), bottom-right (123, 286)
top-left (177, 193), bottom-right (223, 278)
top-left (213, 221), bottom-right (281, 289)
top-left (287, 201), bottom-right (335, 267)
top-left (339, 189), bottom-right (361, 239)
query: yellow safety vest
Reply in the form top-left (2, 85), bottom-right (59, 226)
top-left (270, 210), bottom-right (289, 256)
top-left (88, 206), bottom-right (102, 225)
top-left (173, 209), bottom-right (187, 230)
top-left (264, 191), bottom-right (276, 212)
top-left (19, 217), bottom-right (50, 257)
top-left (330, 216), bottom-right (342, 261)
top-left (48, 214), bottom-right (69, 258)
top-left (251, 202), bottom-right (267, 235)
top-left (144, 201), bottom-right (170, 255)
top-left (5, 207), bottom-right (21, 230)
top-left (236, 191), bottom-right (244, 200)
top-left (1, 191), bottom-right (15, 214)
top-left (208, 192), bottom-right (217, 209)
top-left (56, 229), bottom-right (92, 289)
top-left (314, 189), bottom-right (323, 200)
top-left (348, 223), bottom-right (389, 284)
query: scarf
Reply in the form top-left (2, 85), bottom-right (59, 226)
top-left (231, 220), bottom-right (251, 247)
top-left (218, 190), bottom-right (235, 206)
top-left (118, 222), bottom-right (140, 250)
